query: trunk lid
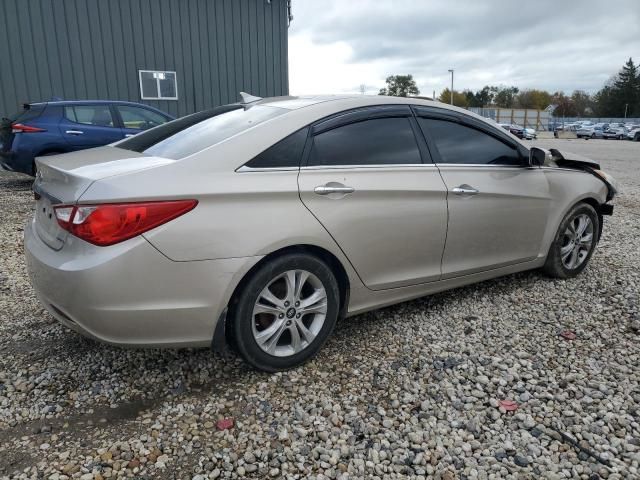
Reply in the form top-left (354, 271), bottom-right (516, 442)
top-left (33, 146), bottom-right (175, 249)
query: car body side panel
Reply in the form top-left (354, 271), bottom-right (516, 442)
top-left (437, 165), bottom-right (552, 278)
top-left (346, 257), bottom-right (545, 317)
top-left (298, 165), bottom-right (448, 289)
top-left (80, 166), bottom-right (367, 295)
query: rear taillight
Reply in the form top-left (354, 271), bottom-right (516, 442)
top-left (12, 123), bottom-right (46, 133)
top-left (53, 200), bottom-right (197, 246)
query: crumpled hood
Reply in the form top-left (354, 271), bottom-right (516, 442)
top-left (546, 148), bottom-right (618, 200)
top-left (548, 149), bottom-right (600, 169)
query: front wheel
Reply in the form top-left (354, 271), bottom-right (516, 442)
top-left (543, 203), bottom-right (599, 279)
top-left (229, 253), bottom-right (340, 372)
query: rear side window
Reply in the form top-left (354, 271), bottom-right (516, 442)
top-left (419, 118), bottom-right (522, 166)
top-left (8, 104), bottom-right (45, 123)
top-left (65, 105), bottom-right (115, 127)
top-left (244, 128), bottom-right (308, 169)
top-left (120, 105), bottom-right (286, 160)
top-left (308, 117), bottom-right (421, 166)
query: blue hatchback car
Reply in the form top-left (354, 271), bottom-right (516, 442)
top-left (0, 100), bottom-right (174, 175)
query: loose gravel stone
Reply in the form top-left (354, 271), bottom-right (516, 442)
top-left (1, 139), bottom-right (639, 479)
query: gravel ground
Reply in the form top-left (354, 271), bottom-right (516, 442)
top-left (0, 139), bottom-right (639, 480)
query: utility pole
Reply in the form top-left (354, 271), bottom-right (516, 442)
top-left (624, 103), bottom-right (629, 118)
top-left (448, 69), bottom-right (454, 105)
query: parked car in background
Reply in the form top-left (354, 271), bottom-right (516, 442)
top-left (602, 127), bottom-right (627, 140)
top-left (627, 127), bottom-right (640, 141)
top-left (498, 123), bottom-right (524, 138)
top-left (523, 127), bottom-right (537, 140)
top-left (25, 94), bottom-right (617, 371)
top-left (577, 126), bottom-right (604, 139)
top-left (0, 100), bottom-right (173, 175)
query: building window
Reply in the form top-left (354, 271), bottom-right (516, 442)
top-left (138, 70), bottom-right (178, 100)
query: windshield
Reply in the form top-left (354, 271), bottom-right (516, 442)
top-left (116, 105), bottom-right (287, 159)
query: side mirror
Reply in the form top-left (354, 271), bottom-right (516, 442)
top-left (529, 147), bottom-right (547, 167)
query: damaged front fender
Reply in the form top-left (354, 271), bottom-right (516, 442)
top-left (547, 148), bottom-right (618, 203)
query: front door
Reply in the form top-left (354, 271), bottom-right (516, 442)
top-left (115, 104), bottom-right (170, 138)
top-left (416, 116), bottom-right (551, 278)
top-left (298, 107), bottom-right (448, 290)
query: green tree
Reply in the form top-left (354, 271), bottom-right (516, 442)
top-left (438, 89), bottom-right (469, 107)
top-left (570, 90), bottom-right (593, 117)
top-left (473, 86), bottom-right (496, 107)
top-left (593, 58), bottom-right (640, 117)
top-left (492, 86), bottom-right (519, 108)
top-left (516, 89), bottom-right (552, 110)
top-left (551, 91), bottom-right (578, 117)
top-left (378, 75), bottom-right (420, 97)
top-left (613, 58), bottom-right (640, 116)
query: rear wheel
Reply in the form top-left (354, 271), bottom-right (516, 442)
top-left (543, 203), bottom-right (599, 279)
top-left (591, 133), bottom-right (596, 139)
top-left (229, 253), bottom-right (340, 372)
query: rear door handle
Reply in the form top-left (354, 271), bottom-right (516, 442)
top-left (314, 184), bottom-right (355, 195)
top-left (124, 133), bottom-right (135, 138)
top-left (452, 185), bottom-right (479, 195)
top-left (65, 130), bottom-right (83, 135)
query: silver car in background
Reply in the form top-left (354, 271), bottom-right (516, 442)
top-left (25, 94), bottom-right (617, 371)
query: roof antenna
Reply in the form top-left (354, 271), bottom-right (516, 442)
top-left (240, 92), bottom-right (262, 104)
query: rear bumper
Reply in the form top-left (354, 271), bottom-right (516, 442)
top-left (24, 219), bottom-right (261, 348)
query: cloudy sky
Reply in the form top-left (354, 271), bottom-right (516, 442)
top-left (288, 0), bottom-right (640, 97)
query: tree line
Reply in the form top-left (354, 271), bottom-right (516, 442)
top-left (379, 58), bottom-right (640, 118)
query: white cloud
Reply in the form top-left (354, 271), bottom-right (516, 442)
top-left (289, 33), bottom-right (385, 95)
top-left (287, 0), bottom-right (640, 96)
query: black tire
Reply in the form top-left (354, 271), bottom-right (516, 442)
top-left (635, 133), bottom-right (640, 142)
top-left (229, 253), bottom-right (340, 372)
top-left (591, 133), bottom-right (596, 139)
top-left (543, 202), bottom-right (599, 279)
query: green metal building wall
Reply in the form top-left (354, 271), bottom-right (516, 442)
top-left (0, 0), bottom-right (289, 117)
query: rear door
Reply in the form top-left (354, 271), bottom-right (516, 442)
top-left (114, 104), bottom-right (171, 138)
top-left (59, 103), bottom-right (123, 148)
top-left (298, 106), bottom-right (448, 290)
top-left (415, 109), bottom-right (551, 278)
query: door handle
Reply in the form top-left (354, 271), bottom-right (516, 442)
top-left (124, 133), bottom-right (135, 138)
top-left (452, 185), bottom-right (479, 195)
top-left (65, 130), bottom-right (84, 135)
top-left (314, 184), bottom-right (355, 195)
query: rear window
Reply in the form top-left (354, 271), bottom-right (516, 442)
top-left (117, 105), bottom-right (287, 159)
top-left (7, 104), bottom-right (45, 123)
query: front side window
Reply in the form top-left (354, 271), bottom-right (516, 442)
top-left (118, 105), bottom-right (287, 159)
top-left (64, 105), bottom-right (115, 127)
top-left (139, 70), bottom-right (178, 100)
top-left (419, 118), bottom-right (523, 166)
top-left (117, 105), bottom-right (169, 131)
top-left (308, 117), bottom-right (422, 166)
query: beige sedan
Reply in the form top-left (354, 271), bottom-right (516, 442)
top-left (25, 94), bottom-right (617, 371)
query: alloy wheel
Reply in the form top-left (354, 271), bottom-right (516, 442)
top-left (251, 270), bottom-right (328, 357)
top-left (560, 213), bottom-right (594, 270)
